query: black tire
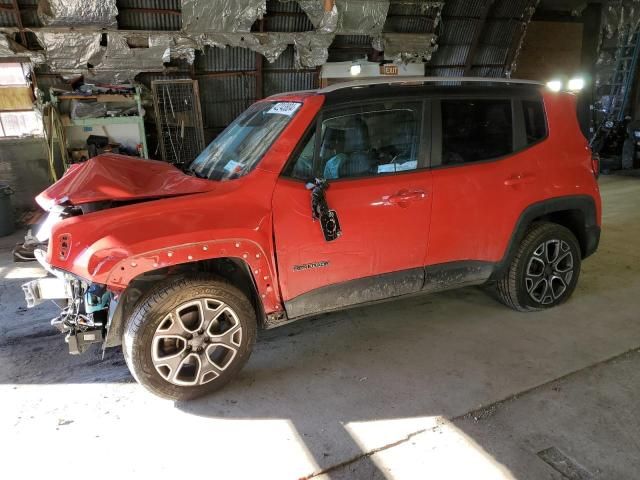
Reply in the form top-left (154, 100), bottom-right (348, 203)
top-left (495, 222), bottom-right (582, 312)
top-left (122, 275), bottom-right (257, 400)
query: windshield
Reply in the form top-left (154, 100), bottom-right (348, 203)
top-left (189, 101), bottom-right (302, 180)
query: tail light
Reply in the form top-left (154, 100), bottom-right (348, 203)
top-left (591, 153), bottom-right (600, 179)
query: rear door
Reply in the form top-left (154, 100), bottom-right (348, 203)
top-left (427, 93), bottom-right (551, 272)
top-left (272, 99), bottom-right (433, 318)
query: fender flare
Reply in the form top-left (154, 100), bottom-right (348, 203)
top-left (102, 239), bottom-right (282, 348)
top-left (491, 195), bottom-right (600, 279)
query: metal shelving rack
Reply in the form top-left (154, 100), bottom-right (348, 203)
top-left (50, 86), bottom-right (149, 158)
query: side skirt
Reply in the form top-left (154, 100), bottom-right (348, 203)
top-left (279, 261), bottom-right (495, 324)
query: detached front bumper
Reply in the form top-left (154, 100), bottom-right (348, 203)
top-left (22, 277), bottom-right (72, 308)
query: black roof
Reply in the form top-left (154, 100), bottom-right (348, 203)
top-left (321, 80), bottom-right (544, 106)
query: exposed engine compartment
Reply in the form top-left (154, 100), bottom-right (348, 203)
top-left (51, 281), bottom-right (110, 355)
top-left (20, 201), bottom-right (116, 354)
top-left (20, 192), bottom-right (211, 355)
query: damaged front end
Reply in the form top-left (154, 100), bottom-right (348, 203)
top-left (19, 154), bottom-right (221, 356)
top-left (22, 259), bottom-right (111, 355)
top-left (21, 200), bottom-right (113, 355)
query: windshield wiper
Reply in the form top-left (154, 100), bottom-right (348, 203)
top-left (185, 166), bottom-right (206, 179)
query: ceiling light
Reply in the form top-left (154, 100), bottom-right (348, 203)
top-left (546, 80), bottom-right (562, 92)
top-left (568, 77), bottom-right (585, 91)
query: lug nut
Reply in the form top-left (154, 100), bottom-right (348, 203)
top-left (198, 329), bottom-right (204, 335)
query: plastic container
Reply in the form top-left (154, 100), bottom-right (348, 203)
top-left (0, 184), bottom-right (15, 237)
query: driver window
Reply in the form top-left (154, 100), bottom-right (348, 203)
top-left (321, 101), bottom-right (423, 180)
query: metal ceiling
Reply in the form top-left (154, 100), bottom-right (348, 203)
top-left (0, 0), bottom-right (542, 139)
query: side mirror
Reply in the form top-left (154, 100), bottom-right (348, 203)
top-left (306, 178), bottom-right (341, 242)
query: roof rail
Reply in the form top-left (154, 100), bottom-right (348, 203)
top-left (318, 76), bottom-right (543, 93)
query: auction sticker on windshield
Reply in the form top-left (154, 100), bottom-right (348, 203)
top-left (267, 102), bottom-right (301, 116)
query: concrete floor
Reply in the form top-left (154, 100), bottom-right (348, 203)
top-left (1, 174), bottom-right (639, 479)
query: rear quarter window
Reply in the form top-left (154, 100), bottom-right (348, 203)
top-left (522, 99), bottom-right (547, 144)
top-left (441, 99), bottom-right (513, 165)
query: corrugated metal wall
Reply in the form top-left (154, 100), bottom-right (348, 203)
top-left (117, 0), bottom-right (182, 30)
top-left (2, 0), bottom-right (539, 146)
top-left (193, 43), bottom-right (317, 140)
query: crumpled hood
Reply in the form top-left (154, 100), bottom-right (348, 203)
top-left (36, 154), bottom-right (216, 210)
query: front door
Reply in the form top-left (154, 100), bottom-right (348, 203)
top-left (272, 99), bottom-right (433, 318)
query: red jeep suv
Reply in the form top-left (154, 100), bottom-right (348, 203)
top-left (23, 78), bottom-right (601, 400)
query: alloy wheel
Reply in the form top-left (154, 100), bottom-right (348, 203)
top-left (524, 239), bottom-right (574, 305)
top-left (151, 298), bottom-right (243, 386)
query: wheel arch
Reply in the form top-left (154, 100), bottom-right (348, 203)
top-left (104, 256), bottom-right (273, 348)
top-left (491, 195), bottom-right (600, 280)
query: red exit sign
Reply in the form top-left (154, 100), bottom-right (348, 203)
top-left (380, 64), bottom-right (399, 75)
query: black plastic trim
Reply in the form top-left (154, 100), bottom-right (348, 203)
top-left (285, 267), bottom-right (424, 319)
top-left (284, 261), bottom-right (495, 321)
top-left (423, 261), bottom-right (495, 293)
top-left (491, 195), bottom-right (600, 280)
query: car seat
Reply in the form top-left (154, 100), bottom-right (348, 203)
top-left (339, 117), bottom-right (372, 177)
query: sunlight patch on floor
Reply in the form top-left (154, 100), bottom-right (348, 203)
top-left (2, 264), bottom-right (48, 280)
top-left (346, 416), bottom-right (515, 479)
top-left (2, 383), bottom-right (320, 479)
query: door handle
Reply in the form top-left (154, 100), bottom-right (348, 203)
top-left (504, 173), bottom-right (536, 186)
top-left (387, 189), bottom-right (427, 206)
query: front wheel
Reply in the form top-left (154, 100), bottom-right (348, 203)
top-left (123, 275), bottom-right (257, 400)
top-left (495, 222), bottom-right (582, 311)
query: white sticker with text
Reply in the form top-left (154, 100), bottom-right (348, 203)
top-left (267, 102), bottom-right (301, 116)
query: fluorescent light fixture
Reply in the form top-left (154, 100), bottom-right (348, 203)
top-left (568, 77), bottom-right (585, 91)
top-left (350, 63), bottom-right (361, 76)
top-left (546, 80), bottom-right (562, 92)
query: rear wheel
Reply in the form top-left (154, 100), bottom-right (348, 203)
top-left (495, 222), bottom-right (581, 311)
top-left (123, 275), bottom-right (256, 400)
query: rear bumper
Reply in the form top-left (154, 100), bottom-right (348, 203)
top-left (583, 225), bottom-right (601, 258)
top-left (22, 277), bottom-right (72, 308)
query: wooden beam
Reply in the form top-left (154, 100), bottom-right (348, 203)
top-left (9, 0), bottom-right (27, 46)
top-left (464, 0), bottom-right (495, 76)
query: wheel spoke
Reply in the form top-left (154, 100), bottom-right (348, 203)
top-left (549, 275), bottom-right (567, 299)
top-left (540, 280), bottom-right (553, 304)
top-left (156, 313), bottom-right (188, 337)
top-left (175, 300), bottom-right (206, 333)
top-left (205, 343), bottom-right (238, 371)
top-left (198, 356), bottom-right (223, 384)
top-left (545, 239), bottom-right (560, 263)
top-left (209, 317), bottom-right (242, 348)
top-left (170, 353), bottom-right (202, 385)
top-left (199, 299), bottom-right (227, 330)
top-left (528, 277), bottom-right (545, 300)
top-left (533, 243), bottom-right (545, 258)
top-left (151, 342), bottom-right (188, 380)
top-left (526, 256), bottom-right (546, 277)
top-left (554, 251), bottom-right (573, 273)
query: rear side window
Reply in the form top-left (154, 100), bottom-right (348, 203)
top-left (522, 99), bottom-right (547, 144)
top-left (441, 99), bottom-right (513, 165)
